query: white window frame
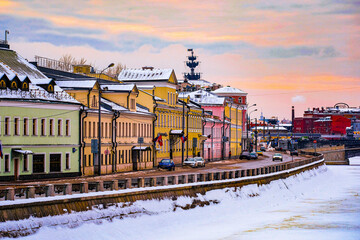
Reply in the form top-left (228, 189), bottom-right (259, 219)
top-left (23, 117), bottom-right (29, 136)
top-left (65, 119), bottom-right (71, 136)
top-left (65, 152), bottom-right (71, 170)
top-left (32, 118), bottom-right (38, 136)
top-left (49, 152), bottom-right (62, 173)
top-left (49, 118), bottom-right (55, 136)
top-left (4, 116), bottom-right (11, 136)
top-left (40, 118), bottom-right (46, 136)
top-left (4, 154), bottom-right (10, 172)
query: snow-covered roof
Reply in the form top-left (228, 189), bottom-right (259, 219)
top-left (0, 49), bottom-right (48, 80)
top-left (179, 90), bottom-right (225, 105)
top-left (55, 80), bottom-right (97, 89)
top-left (118, 68), bottom-right (173, 82)
top-left (101, 98), bottom-right (127, 111)
top-left (30, 78), bottom-right (53, 85)
top-left (0, 83), bottom-right (80, 104)
top-left (102, 84), bottom-right (135, 92)
top-left (137, 85), bottom-right (155, 90)
top-left (212, 86), bottom-right (247, 95)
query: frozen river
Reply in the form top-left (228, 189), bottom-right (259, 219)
top-left (3, 157), bottom-right (360, 240)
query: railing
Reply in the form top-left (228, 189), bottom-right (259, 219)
top-left (0, 153), bottom-right (324, 202)
top-left (35, 56), bottom-right (73, 73)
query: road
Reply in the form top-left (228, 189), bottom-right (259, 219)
top-left (0, 151), bottom-right (307, 189)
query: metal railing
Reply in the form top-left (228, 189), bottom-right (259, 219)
top-left (0, 153), bottom-right (323, 202)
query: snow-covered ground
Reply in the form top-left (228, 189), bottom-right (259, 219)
top-left (2, 157), bottom-right (360, 240)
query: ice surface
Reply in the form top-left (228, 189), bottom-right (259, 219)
top-left (1, 157), bottom-right (359, 240)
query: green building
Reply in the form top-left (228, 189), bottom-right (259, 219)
top-left (0, 46), bottom-right (82, 181)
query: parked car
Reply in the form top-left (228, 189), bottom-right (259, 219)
top-left (183, 158), bottom-right (197, 168)
top-left (194, 157), bottom-right (205, 167)
top-left (250, 152), bottom-right (258, 159)
top-left (240, 151), bottom-right (251, 160)
top-left (256, 151), bottom-right (263, 156)
top-left (260, 146), bottom-right (266, 152)
top-left (290, 150), bottom-right (299, 156)
top-left (158, 159), bottom-right (175, 171)
top-left (272, 153), bottom-right (283, 161)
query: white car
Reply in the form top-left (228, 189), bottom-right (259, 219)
top-left (194, 157), bottom-right (205, 167)
top-left (183, 158), bottom-right (197, 168)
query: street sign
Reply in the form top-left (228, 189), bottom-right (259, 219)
top-left (138, 137), bottom-right (144, 144)
top-left (91, 139), bottom-right (98, 153)
top-left (313, 140), bottom-right (317, 143)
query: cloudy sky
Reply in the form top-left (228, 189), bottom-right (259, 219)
top-left (1, 0), bottom-right (359, 119)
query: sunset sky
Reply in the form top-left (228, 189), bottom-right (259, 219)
top-left (1, 0), bottom-right (359, 119)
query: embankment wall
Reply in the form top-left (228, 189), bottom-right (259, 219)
top-left (0, 157), bottom-right (324, 222)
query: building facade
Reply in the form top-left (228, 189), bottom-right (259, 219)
top-left (0, 47), bottom-right (81, 181)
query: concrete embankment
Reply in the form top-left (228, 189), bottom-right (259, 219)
top-left (303, 145), bottom-right (350, 165)
top-left (0, 156), bottom-right (324, 222)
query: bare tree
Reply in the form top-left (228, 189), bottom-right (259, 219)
top-left (105, 63), bottom-right (126, 78)
top-left (59, 54), bottom-right (76, 71)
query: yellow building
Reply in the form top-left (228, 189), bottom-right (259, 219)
top-left (119, 67), bottom-right (203, 165)
top-left (212, 86), bottom-right (247, 158)
top-left (56, 80), bottom-right (155, 175)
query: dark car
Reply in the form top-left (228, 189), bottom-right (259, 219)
top-left (260, 146), bottom-right (266, 152)
top-left (158, 159), bottom-right (175, 171)
top-left (290, 150), bottom-right (298, 156)
top-left (240, 151), bottom-right (251, 160)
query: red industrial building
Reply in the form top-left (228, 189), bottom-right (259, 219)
top-left (293, 105), bottom-right (358, 136)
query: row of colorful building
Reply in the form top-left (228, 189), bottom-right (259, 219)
top-left (0, 45), bottom-right (248, 181)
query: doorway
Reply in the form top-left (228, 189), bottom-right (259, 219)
top-left (14, 158), bottom-right (20, 181)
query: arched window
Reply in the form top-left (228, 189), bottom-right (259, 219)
top-left (48, 84), bottom-right (53, 92)
top-left (11, 81), bottom-right (17, 89)
top-left (22, 82), bottom-right (28, 89)
top-left (0, 80), bottom-right (6, 88)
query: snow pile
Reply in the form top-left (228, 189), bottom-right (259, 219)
top-left (0, 165), bottom-right (331, 238)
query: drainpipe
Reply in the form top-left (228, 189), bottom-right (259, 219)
top-left (221, 107), bottom-right (225, 160)
top-left (127, 91), bottom-right (131, 109)
top-left (80, 106), bottom-right (88, 176)
top-left (112, 111), bottom-right (120, 173)
top-left (201, 112), bottom-right (206, 158)
top-left (87, 89), bottom-right (91, 107)
top-left (236, 105), bottom-right (240, 157)
top-left (152, 94), bottom-right (158, 168)
top-left (225, 119), bottom-right (230, 159)
top-left (229, 102), bottom-right (232, 159)
top-left (211, 120), bottom-right (215, 161)
top-left (186, 104), bottom-right (190, 159)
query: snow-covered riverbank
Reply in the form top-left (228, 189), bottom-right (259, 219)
top-left (2, 157), bottom-right (360, 240)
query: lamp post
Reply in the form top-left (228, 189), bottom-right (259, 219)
top-left (248, 109), bottom-right (257, 152)
top-left (246, 104), bottom-right (256, 151)
top-left (98, 63), bottom-right (114, 176)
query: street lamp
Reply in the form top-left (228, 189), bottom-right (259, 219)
top-left (247, 109), bottom-right (257, 152)
top-left (98, 63), bottom-right (114, 176)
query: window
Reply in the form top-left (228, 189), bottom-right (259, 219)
top-left (4, 117), bottom-right (10, 135)
top-left (49, 119), bottom-right (54, 136)
top-left (50, 154), bottom-right (61, 172)
top-left (33, 154), bottom-right (45, 173)
top-left (65, 120), bottom-right (70, 136)
top-left (92, 95), bottom-right (97, 107)
top-left (84, 155), bottom-right (87, 166)
top-left (32, 118), bottom-right (38, 136)
top-left (23, 118), bottom-right (28, 136)
top-left (4, 155), bottom-right (10, 172)
top-left (14, 117), bottom-right (20, 135)
top-left (41, 119), bottom-right (46, 136)
top-left (23, 154), bottom-right (28, 172)
top-left (93, 122), bottom-right (96, 138)
top-left (57, 119), bottom-right (62, 136)
top-left (105, 123), bottom-right (108, 138)
top-left (88, 154), bottom-right (92, 166)
top-left (65, 153), bottom-right (70, 170)
top-left (84, 121), bottom-right (87, 138)
top-left (101, 123), bottom-right (104, 138)
top-left (130, 99), bottom-right (135, 109)
top-left (88, 121), bottom-right (92, 138)
top-left (133, 123), bottom-right (137, 137)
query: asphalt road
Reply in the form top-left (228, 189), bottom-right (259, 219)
top-left (0, 151), bottom-right (308, 189)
